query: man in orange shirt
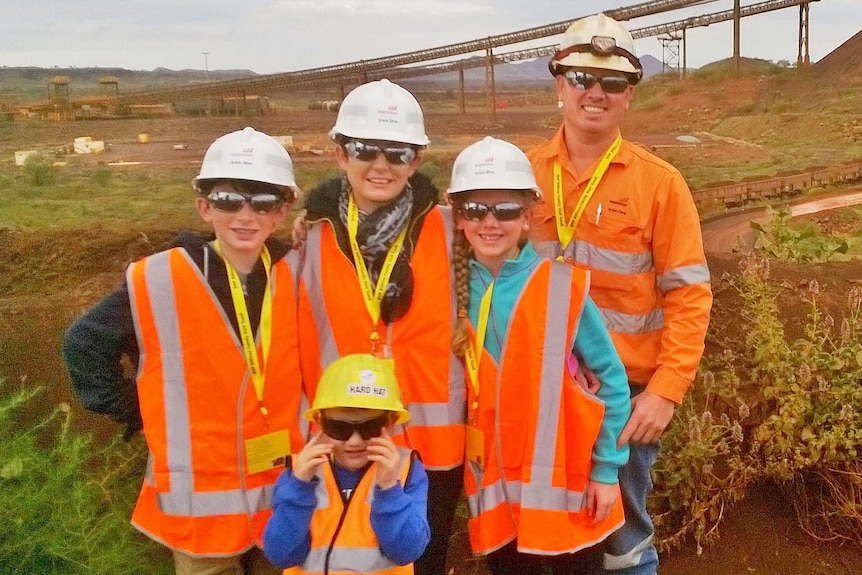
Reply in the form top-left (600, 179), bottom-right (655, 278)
top-left (527, 14), bottom-right (712, 575)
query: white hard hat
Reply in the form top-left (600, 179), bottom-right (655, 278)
top-left (193, 127), bottom-right (300, 197)
top-left (330, 79), bottom-right (429, 146)
top-left (448, 136), bottom-right (542, 201)
top-left (549, 13), bottom-right (643, 82)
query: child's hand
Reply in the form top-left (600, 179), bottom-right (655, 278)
top-left (291, 210), bottom-right (308, 247)
top-left (293, 431), bottom-right (332, 482)
top-left (584, 481), bottom-right (619, 525)
top-left (367, 427), bottom-right (401, 490)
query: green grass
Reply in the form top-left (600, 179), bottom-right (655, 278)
top-left (0, 167), bottom-right (198, 232)
top-left (0, 381), bottom-right (172, 575)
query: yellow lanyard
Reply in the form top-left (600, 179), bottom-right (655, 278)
top-left (553, 133), bottom-right (622, 251)
top-left (213, 241), bottom-right (273, 418)
top-left (347, 196), bottom-right (408, 353)
top-left (463, 282), bottom-right (494, 418)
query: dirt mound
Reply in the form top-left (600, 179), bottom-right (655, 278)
top-left (814, 28), bottom-right (862, 79)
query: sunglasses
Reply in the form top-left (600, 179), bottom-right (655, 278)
top-left (457, 201), bottom-right (526, 222)
top-left (343, 140), bottom-right (418, 165)
top-left (319, 413), bottom-right (390, 441)
top-left (206, 190), bottom-right (284, 214)
top-left (563, 70), bottom-right (630, 94)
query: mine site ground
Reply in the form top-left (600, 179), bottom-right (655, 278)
top-left (2, 57), bottom-right (862, 574)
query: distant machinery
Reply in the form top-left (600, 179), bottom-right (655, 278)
top-left (658, 34), bottom-right (684, 76)
top-left (631, 0), bottom-right (821, 74)
top-left (100, 76), bottom-right (119, 97)
top-left (47, 75), bottom-right (71, 121)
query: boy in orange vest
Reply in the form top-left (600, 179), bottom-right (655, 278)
top-left (263, 353), bottom-right (430, 574)
top-left (63, 127), bottom-right (306, 575)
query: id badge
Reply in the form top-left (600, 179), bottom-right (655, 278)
top-left (245, 429), bottom-right (291, 475)
top-left (466, 425), bottom-right (485, 467)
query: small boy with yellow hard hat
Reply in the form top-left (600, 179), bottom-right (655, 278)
top-left (263, 354), bottom-right (430, 574)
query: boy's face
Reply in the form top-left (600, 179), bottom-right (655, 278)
top-left (334, 139), bottom-right (422, 214)
top-left (318, 407), bottom-right (393, 471)
top-left (195, 181), bottom-right (289, 268)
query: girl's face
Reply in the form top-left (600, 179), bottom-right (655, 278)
top-left (455, 189), bottom-right (531, 275)
top-left (335, 139), bottom-right (422, 214)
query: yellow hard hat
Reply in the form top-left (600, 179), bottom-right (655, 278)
top-left (305, 354), bottom-right (411, 424)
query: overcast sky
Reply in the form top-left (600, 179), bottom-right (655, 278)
top-left (2, 0), bottom-right (859, 74)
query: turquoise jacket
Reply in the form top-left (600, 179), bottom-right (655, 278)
top-left (467, 241), bottom-right (631, 484)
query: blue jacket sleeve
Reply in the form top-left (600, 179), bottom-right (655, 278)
top-left (262, 468), bottom-right (317, 568)
top-left (572, 296), bottom-right (632, 484)
top-left (370, 456), bottom-right (431, 565)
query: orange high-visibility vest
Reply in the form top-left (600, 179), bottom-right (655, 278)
top-left (297, 206), bottom-right (465, 471)
top-left (528, 132), bottom-right (712, 403)
top-left (128, 248), bottom-right (306, 556)
top-left (465, 261), bottom-right (624, 555)
top-left (285, 450), bottom-right (417, 575)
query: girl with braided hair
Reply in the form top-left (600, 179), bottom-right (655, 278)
top-left (449, 137), bottom-right (631, 575)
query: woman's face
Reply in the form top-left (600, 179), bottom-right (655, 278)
top-left (335, 139), bottom-right (422, 213)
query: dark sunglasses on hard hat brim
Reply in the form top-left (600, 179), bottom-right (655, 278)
top-left (319, 413), bottom-right (391, 441)
top-left (457, 201), bottom-right (526, 222)
top-left (563, 70), bottom-right (631, 94)
top-left (343, 140), bottom-right (418, 165)
top-left (206, 190), bottom-right (285, 214)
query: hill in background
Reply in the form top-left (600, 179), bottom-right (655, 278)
top-left (0, 67), bottom-right (257, 103)
top-left (0, 54), bottom-right (666, 104)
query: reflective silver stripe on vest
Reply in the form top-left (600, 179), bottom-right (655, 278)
top-left (302, 225), bottom-right (341, 368)
top-left (303, 211), bottom-right (466, 440)
top-left (533, 239), bottom-right (666, 336)
top-left (522, 263), bottom-right (587, 512)
top-left (302, 547), bottom-right (397, 574)
top-left (533, 240), bottom-right (653, 276)
top-left (599, 307), bottom-right (665, 336)
top-left (129, 250), bottom-right (272, 517)
top-left (468, 264), bottom-right (587, 517)
top-left (286, 250), bottom-right (311, 441)
top-left (656, 262), bottom-right (711, 293)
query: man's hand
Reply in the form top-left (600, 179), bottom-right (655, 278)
top-left (293, 432), bottom-right (333, 482)
top-left (367, 427), bottom-right (401, 490)
top-left (618, 391), bottom-right (675, 447)
top-left (584, 481), bottom-right (618, 525)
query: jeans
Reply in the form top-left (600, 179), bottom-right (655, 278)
top-left (603, 440), bottom-right (661, 575)
top-left (487, 540), bottom-right (603, 575)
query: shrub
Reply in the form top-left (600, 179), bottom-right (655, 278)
top-left (23, 153), bottom-right (56, 186)
top-left (657, 254), bottom-right (862, 552)
top-left (0, 381), bottom-right (171, 575)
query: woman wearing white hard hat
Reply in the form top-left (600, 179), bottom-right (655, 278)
top-left (448, 136), bottom-right (631, 574)
top-left (528, 13), bottom-right (713, 575)
top-left (64, 127), bottom-right (305, 574)
top-left (295, 79), bottom-right (464, 575)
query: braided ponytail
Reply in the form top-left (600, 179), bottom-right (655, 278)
top-left (451, 218), bottom-right (473, 358)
